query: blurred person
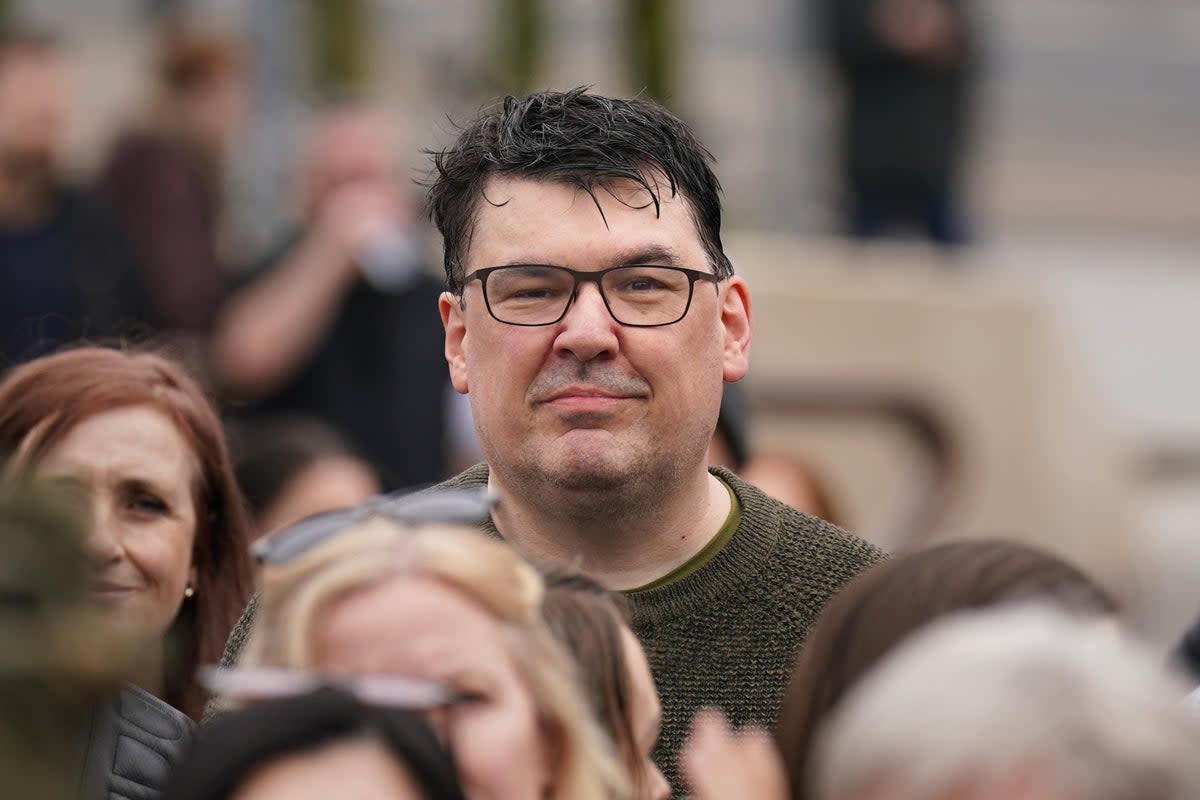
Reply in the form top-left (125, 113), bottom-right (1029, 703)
top-left (0, 345), bottom-right (254, 721)
top-left (811, 606), bottom-right (1200, 800)
top-left (0, 31), bottom-right (149, 365)
top-left (212, 103), bottom-right (452, 490)
top-left (166, 687), bottom-right (466, 800)
top-left (98, 24), bottom-right (247, 337)
top-left (817, 0), bottom-right (979, 245)
top-left (680, 539), bottom-right (1117, 800)
top-left (426, 87), bottom-right (882, 788)
top-left (542, 570), bottom-right (671, 800)
top-left (0, 481), bottom-right (137, 797)
top-left (230, 498), bottom-right (630, 800)
top-left (227, 415), bottom-right (380, 540)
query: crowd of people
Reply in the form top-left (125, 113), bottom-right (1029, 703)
top-left (3, 17), bottom-right (1200, 800)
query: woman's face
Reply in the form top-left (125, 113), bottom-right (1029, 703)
top-left (620, 626), bottom-right (670, 800)
top-left (316, 574), bottom-right (553, 800)
top-left (36, 405), bottom-right (198, 636)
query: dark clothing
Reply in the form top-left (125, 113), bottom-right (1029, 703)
top-left (821, 0), bottom-right (977, 244)
top-left (439, 464), bottom-right (886, 792)
top-left (0, 185), bottom-right (150, 368)
top-left (231, 233), bottom-right (450, 491)
top-left (78, 685), bottom-right (195, 800)
top-left (98, 129), bottom-right (228, 333)
top-left (217, 465), bottom-right (885, 793)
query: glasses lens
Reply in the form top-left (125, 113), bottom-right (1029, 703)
top-left (486, 266), bottom-right (575, 325)
top-left (603, 266), bottom-right (691, 325)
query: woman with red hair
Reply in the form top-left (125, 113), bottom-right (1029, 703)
top-left (0, 345), bottom-right (252, 721)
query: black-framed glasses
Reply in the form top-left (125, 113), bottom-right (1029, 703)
top-left (252, 487), bottom-right (497, 567)
top-left (199, 665), bottom-right (481, 710)
top-left (461, 264), bottom-right (721, 327)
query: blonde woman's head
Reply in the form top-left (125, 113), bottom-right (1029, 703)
top-left (240, 516), bottom-right (629, 800)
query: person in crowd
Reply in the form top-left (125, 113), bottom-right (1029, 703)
top-left (212, 102), bottom-right (454, 490)
top-left (0, 346), bottom-right (253, 721)
top-left (98, 24), bottom-right (246, 338)
top-left (817, 0), bottom-right (979, 246)
top-left (166, 687), bottom-right (466, 800)
top-left (424, 87), bottom-right (884, 788)
top-left (0, 481), bottom-right (139, 797)
top-left (229, 504), bottom-right (630, 800)
top-left (681, 539), bottom-right (1117, 799)
top-left (811, 606), bottom-right (1200, 800)
top-left (0, 30), bottom-right (149, 366)
top-left (542, 570), bottom-right (671, 800)
top-left (227, 415), bottom-right (380, 540)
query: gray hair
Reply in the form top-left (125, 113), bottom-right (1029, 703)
top-left (813, 605), bottom-right (1200, 800)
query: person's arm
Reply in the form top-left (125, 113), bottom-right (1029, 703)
top-left (211, 185), bottom-right (399, 398)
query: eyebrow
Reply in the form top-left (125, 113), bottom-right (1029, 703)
top-left (498, 244), bottom-right (686, 270)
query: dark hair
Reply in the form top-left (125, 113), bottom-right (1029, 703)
top-left (425, 87), bottom-right (732, 293)
top-left (0, 346), bottom-right (253, 720)
top-left (777, 539), bottom-right (1118, 800)
top-left (541, 570), bottom-right (643, 794)
top-left (164, 687), bottom-right (466, 800)
top-left (227, 415), bottom-right (372, 524)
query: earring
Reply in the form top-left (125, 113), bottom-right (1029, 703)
top-left (184, 583), bottom-right (195, 599)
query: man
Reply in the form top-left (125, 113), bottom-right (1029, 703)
top-left (0, 31), bottom-right (148, 366)
top-left (428, 88), bottom-right (884, 787)
top-left (212, 104), bottom-right (457, 490)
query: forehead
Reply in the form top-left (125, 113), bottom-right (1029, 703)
top-left (467, 175), bottom-right (706, 268)
top-left (317, 575), bottom-right (513, 675)
top-left (40, 406), bottom-right (195, 477)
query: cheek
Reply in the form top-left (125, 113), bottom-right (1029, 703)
top-left (126, 521), bottom-right (196, 595)
top-left (449, 701), bottom-right (550, 800)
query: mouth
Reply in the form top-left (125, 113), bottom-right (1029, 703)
top-left (88, 581), bottom-right (139, 603)
top-left (540, 385), bottom-right (644, 406)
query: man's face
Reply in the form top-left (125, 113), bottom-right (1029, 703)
top-left (440, 175), bottom-right (751, 497)
top-left (0, 50), bottom-right (70, 168)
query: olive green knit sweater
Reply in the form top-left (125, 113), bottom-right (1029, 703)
top-left (216, 464), bottom-right (884, 793)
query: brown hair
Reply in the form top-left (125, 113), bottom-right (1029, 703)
top-left (0, 346), bottom-right (253, 719)
top-left (541, 571), bottom-right (643, 793)
top-left (777, 539), bottom-right (1118, 800)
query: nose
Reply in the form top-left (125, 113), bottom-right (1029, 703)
top-left (82, 494), bottom-right (122, 567)
top-left (552, 282), bottom-right (619, 363)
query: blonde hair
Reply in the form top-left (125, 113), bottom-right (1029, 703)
top-left (239, 517), bottom-right (630, 800)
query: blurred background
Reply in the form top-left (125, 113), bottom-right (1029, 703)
top-left (6, 0), bottom-right (1200, 643)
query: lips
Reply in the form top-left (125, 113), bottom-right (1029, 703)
top-left (543, 385), bottom-right (631, 403)
top-left (88, 580), bottom-right (139, 603)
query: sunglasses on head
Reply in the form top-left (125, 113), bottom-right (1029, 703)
top-left (199, 665), bottom-right (483, 711)
top-left (252, 487), bottom-right (498, 567)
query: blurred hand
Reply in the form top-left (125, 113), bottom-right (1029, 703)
top-left (311, 181), bottom-right (407, 277)
top-left (682, 709), bottom-right (789, 800)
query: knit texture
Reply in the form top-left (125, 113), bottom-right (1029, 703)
top-left (216, 463), bottom-right (885, 793)
top-left (435, 463), bottom-right (886, 793)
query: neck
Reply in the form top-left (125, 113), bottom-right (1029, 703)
top-left (489, 467), bottom-right (732, 591)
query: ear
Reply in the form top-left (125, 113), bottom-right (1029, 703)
top-left (187, 564), bottom-right (198, 590)
top-left (440, 292), bottom-right (470, 394)
top-left (719, 277), bottom-right (752, 383)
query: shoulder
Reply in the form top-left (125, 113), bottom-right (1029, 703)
top-left (432, 462), bottom-right (491, 491)
top-left (717, 466), bottom-right (886, 583)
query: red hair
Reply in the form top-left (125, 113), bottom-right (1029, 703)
top-left (0, 346), bottom-right (253, 719)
